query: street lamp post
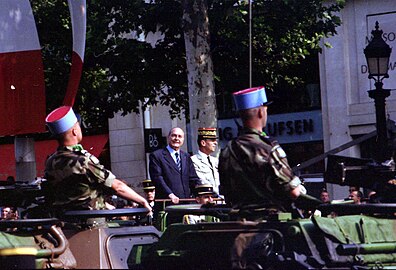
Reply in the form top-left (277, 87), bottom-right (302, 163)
top-left (364, 21), bottom-right (392, 162)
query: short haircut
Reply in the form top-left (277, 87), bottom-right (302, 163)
top-left (239, 107), bottom-right (259, 122)
top-left (197, 137), bottom-right (205, 146)
top-left (168, 127), bottom-right (182, 137)
top-left (355, 190), bottom-right (363, 198)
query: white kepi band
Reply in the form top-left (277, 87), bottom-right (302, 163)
top-left (45, 106), bottom-right (78, 135)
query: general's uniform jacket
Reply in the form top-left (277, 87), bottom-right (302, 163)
top-left (191, 151), bottom-right (220, 195)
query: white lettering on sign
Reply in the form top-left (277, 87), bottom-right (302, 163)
top-left (359, 13), bottom-right (396, 93)
top-left (266, 119), bottom-right (314, 137)
top-left (149, 134), bottom-right (159, 148)
top-left (361, 62), bottom-right (396, 74)
top-left (218, 110), bottom-right (323, 148)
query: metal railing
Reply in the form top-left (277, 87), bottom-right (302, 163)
top-left (154, 198), bottom-right (225, 231)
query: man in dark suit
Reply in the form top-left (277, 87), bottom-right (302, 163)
top-left (149, 127), bottom-right (201, 203)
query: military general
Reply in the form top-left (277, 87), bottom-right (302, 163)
top-left (191, 127), bottom-right (221, 196)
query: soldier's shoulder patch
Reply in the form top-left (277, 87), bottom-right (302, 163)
top-left (90, 155), bottom-right (100, 165)
top-left (79, 149), bottom-right (100, 164)
top-left (274, 146), bottom-right (287, 158)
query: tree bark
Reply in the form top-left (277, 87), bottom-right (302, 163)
top-left (182, 0), bottom-right (218, 155)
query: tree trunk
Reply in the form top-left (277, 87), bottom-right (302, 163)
top-left (182, 0), bottom-right (218, 155)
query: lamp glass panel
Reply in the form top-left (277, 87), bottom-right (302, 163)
top-left (367, 57), bottom-right (389, 76)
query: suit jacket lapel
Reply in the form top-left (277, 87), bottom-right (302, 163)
top-left (180, 151), bottom-right (188, 175)
top-left (164, 148), bottom-right (186, 173)
top-left (163, 148), bottom-right (179, 172)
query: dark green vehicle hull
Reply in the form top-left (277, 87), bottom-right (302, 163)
top-left (142, 214), bottom-right (396, 270)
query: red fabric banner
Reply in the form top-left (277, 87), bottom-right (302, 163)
top-left (0, 50), bottom-right (46, 135)
top-left (63, 0), bottom-right (86, 106)
top-left (63, 51), bottom-right (84, 106)
top-left (0, 134), bottom-right (109, 180)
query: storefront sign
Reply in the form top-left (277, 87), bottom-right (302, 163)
top-left (144, 128), bottom-right (163, 153)
top-left (218, 110), bottom-right (323, 148)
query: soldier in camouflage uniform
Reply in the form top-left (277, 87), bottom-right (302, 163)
top-left (219, 87), bottom-right (306, 217)
top-left (44, 106), bottom-right (152, 215)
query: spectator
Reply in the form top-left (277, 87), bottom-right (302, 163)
top-left (348, 186), bottom-right (359, 194)
top-left (368, 190), bottom-right (378, 203)
top-left (1, 207), bottom-right (18, 220)
top-left (320, 189), bottom-right (330, 203)
top-left (1, 207), bottom-right (11, 219)
top-left (349, 190), bottom-right (363, 204)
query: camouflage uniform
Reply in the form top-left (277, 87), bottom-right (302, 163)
top-left (44, 144), bottom-right (116, 211)
top-left (219, 128), bottom-right (301, 213)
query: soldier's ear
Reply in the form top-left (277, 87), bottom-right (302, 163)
top-left (71, 123), bottom-right (79, 137)
top-left (257, 107), bottom-right (264, 118)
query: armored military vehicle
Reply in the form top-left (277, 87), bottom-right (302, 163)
top-left (140, 154), bottom-right (396, 270)
top-left (1, 154), bottom-right (396, 269)
top-left (0, 182), bottom-right (162, 269)
top-left (140, 202), bottom-right (396, 270)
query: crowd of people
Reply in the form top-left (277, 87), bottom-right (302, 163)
top-left (319, 186), bottom-right (376, 205)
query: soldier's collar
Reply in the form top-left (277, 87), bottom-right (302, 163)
top-left (244, 128), bottom-right (268, 137)
top-left (63, 144), bottom-right (84, 151)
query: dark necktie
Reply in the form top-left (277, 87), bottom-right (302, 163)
top-left (207, 156), bottom-right (213, 168)
top-left (175, 152), bottom-right (181, 171)
top-left (207, 156), bottom-right (215, 178)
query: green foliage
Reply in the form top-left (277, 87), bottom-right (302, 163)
top-left (209, 0), bottom-right (343, 114)
top-left (32, 0), bottom-right (343, 130)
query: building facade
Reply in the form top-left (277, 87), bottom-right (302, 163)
top-left (320, 0), bottom-right (396, 199)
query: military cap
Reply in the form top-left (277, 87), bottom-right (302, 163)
top-left (142, 179), bottom-right (155, 191)
top-left (198, 127), bottom-right (218, 140)
top-left (233, 86), bottom-right (271, 111)
top-left (194, 184), bottom-right (215, 197)
top-left (45, 106), bottom-right (78, 135)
